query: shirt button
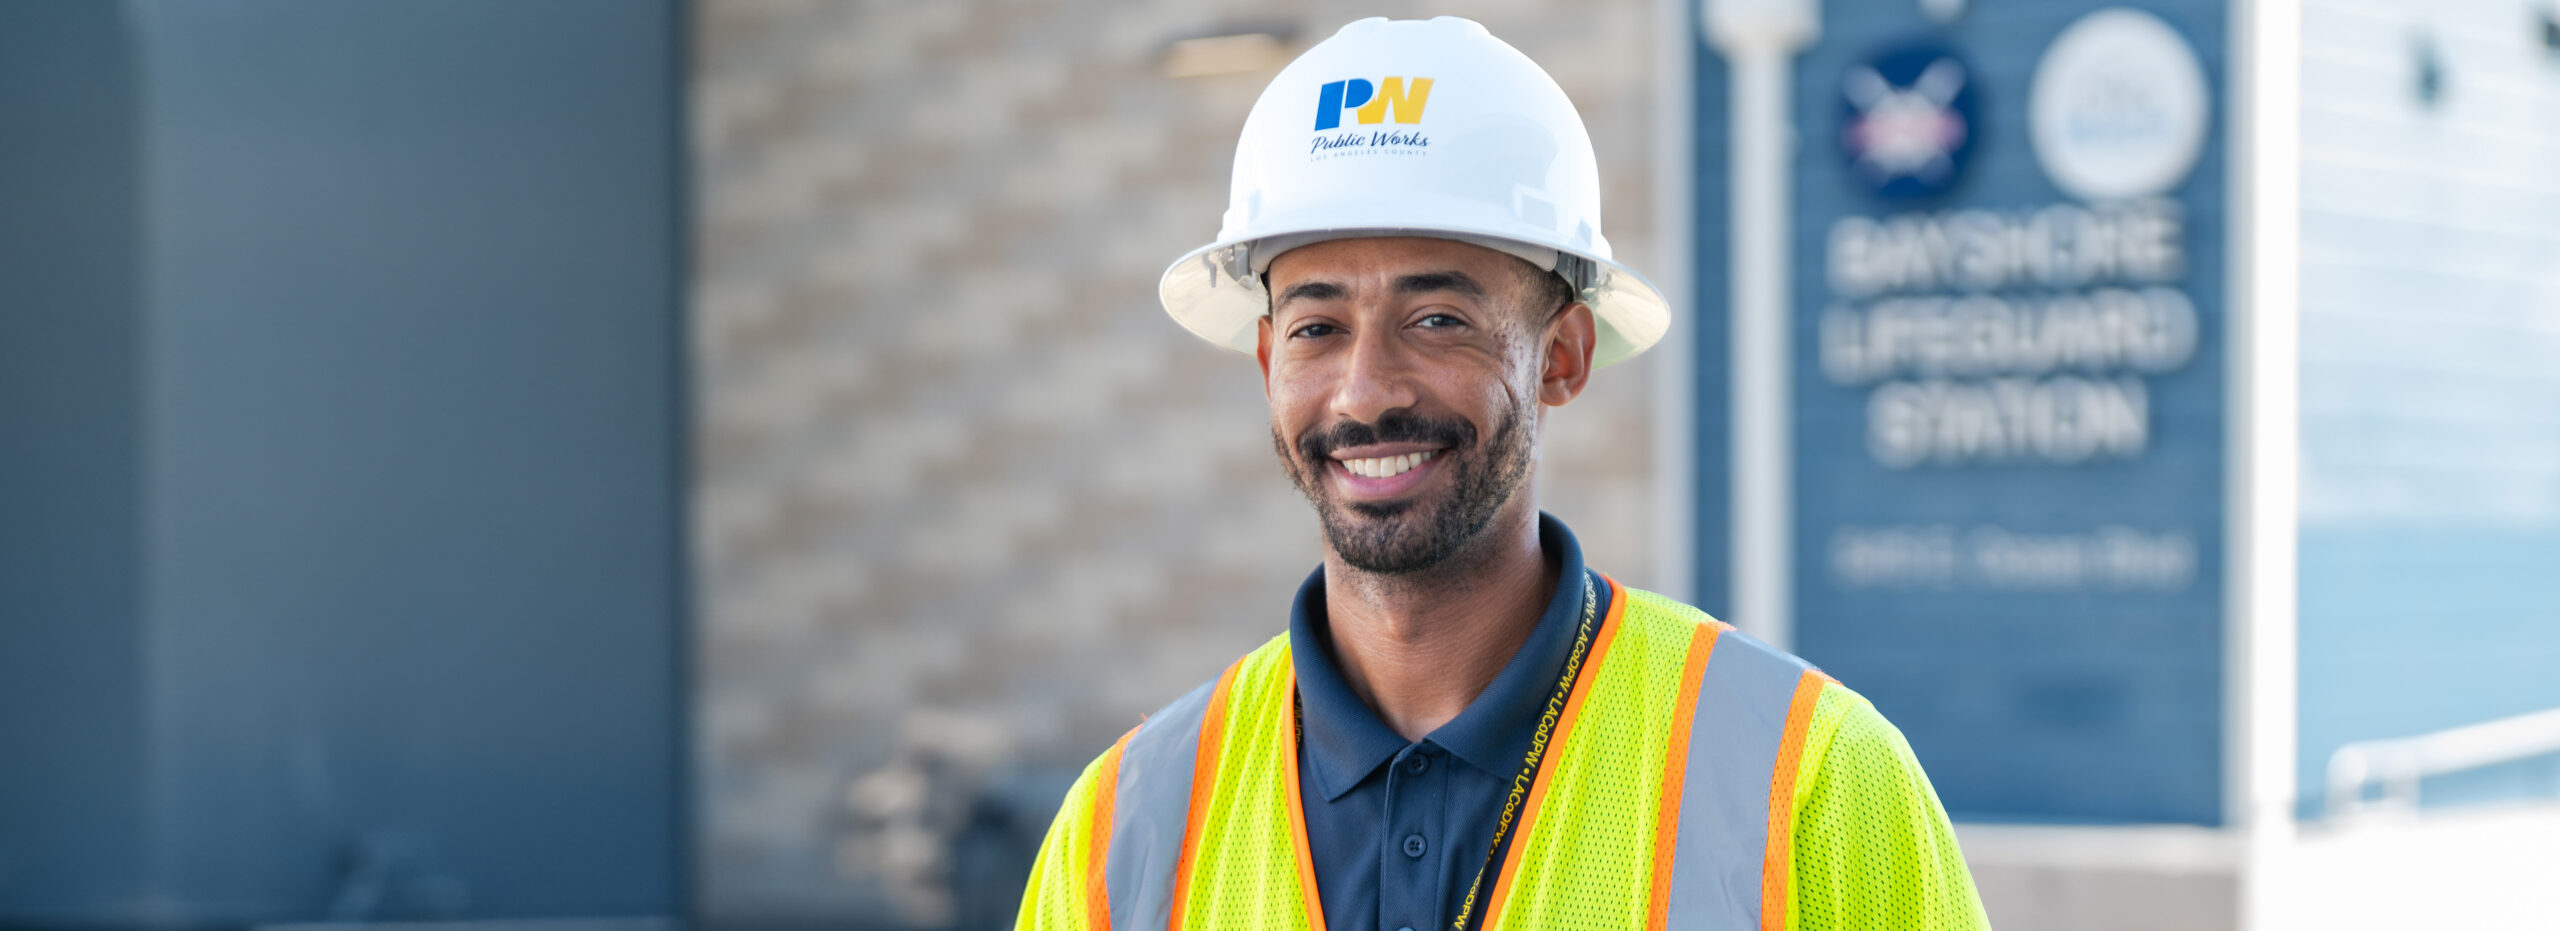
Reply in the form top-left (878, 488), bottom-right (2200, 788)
top-left (1403, 834), bottom-right (1427, 858)
top-left (1404, 755), bottom-right (1429, 775)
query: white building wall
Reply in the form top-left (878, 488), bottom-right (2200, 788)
top-left (2295, 0), bottom-right (2560, 816)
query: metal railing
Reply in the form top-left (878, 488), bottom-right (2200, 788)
top-left (2325, 705), bottom-right (2560, 818)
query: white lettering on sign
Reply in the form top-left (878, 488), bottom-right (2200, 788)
top-left (1830, 523), bottom-right (2196, 592)
top-left (1829, 524), bottom-right (1960, 589)
top-left (1827, 198), bottom-right (2184, 297)
top-left (1867, 375), bottom-right (2148, 467)
top-left (1821, 287), bottom-right (2198, 384)
top-left (1968, 525), bottom-right (2197, 591)
top-left (1820, 195), bottom-right (2200, 469)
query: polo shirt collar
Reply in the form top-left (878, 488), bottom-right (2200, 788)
top-left (1287, 512), bottom-right (1599, 801)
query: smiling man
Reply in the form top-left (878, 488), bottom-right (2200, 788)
top-left (1019, 16), bottom-right (1987, 931)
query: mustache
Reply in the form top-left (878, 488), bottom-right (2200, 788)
top-left (1295, 411), bottom-right (1476, 466)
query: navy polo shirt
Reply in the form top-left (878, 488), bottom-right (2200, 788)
top-left (1287, 512), bottom-right (1609, 931)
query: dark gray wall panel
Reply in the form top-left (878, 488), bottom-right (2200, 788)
top-left (0, 3), bottom-right (149, 918)
top-left (0, 0), bottom-right (683, 924)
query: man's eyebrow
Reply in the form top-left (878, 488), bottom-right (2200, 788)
top-left (1393, 270), bottom-right (1486, 300)
top-left (1274, 280), bottom-right (1347, 309)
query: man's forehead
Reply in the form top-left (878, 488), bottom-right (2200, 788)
top-left (1265, 236), bottom-right (1533, 288)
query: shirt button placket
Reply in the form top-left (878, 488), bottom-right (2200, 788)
top-left (1383, 745), bottom-right (1444, 931)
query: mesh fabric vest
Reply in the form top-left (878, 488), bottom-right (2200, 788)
top-left (1027, 577), bottom-right (1840, 931)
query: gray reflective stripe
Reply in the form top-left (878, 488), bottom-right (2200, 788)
top-left (1104, 675), bottom-right (1217, 931)
top-left (1663, 627), bottom-right (1812, 930)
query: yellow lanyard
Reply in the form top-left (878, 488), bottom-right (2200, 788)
top-left (1450, 571), bottom-right (1598, 931)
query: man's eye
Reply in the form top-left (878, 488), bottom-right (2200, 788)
top-left (1290, 323), bottom-right (1338, 339)
top-left (1417, 313), bottom-right (1463, 328)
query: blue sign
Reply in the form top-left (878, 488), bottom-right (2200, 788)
top-left (1759, 0), bottom-right (2229, 824)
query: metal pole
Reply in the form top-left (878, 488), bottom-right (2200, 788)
top-left (1652, 0), bottom-right (1697, 604)
top-left (1706, 0), bottom-right (1816, 649)
top-left (2227, 0), bottom-right (2302, 926)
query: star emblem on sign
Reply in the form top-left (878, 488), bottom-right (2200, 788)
top-left (1838, 43), bottom-right (1978, 200)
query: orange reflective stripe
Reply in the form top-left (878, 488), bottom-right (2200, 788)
top-left (1478, 573), bottom-right (1628, 931)
top-left (1761, 670), bottom-right (1832, 931)
top-left (1645, 620), bottom-right (1726, 931)
top-left (1280, 668), bottom-right (1328, 931)
top-left (1085, 725), bottom-right (1138, 931)
top-left (1167, 658), bottom-right (1242, 931)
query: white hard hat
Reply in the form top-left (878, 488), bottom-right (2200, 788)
top-left (1157, 16), bottom-right (1670, 368)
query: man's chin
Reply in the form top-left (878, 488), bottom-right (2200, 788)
top-left (1318, 501), bottom-right (1451, 575)
top-left (1322, 494), bottom-right (1427, 539)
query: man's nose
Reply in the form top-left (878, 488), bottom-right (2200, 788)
top-left (1328, 325), bottom-right (1419, 425)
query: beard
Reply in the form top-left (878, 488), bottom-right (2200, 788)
top-left (1273, 402), bottom-right (1536, 575)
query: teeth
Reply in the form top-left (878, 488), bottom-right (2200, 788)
top-left (1341, 450), bottom-right (1435, 479)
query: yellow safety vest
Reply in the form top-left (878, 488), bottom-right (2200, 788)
top-left (1019, 576), bottom-right (1988, 931)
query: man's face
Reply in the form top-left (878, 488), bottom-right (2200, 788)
top-left (1257, 237), bottom-right (1594, 575)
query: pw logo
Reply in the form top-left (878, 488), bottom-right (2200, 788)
top-left (1313, 77), bottom-right (1434, 131)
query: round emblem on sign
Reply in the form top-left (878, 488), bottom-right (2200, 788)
top-left (2028, 8), bottom-right (2210, 201)
top-left (1837, 41), bottom-right (1978, 201)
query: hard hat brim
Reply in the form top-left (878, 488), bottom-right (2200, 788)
top-left (1157, 225), bottom-right (1670, 370)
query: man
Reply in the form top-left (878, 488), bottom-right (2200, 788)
top-left (1019, 16), bottom-right (1987, 931)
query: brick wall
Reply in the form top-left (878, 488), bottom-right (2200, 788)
top-left (692, 1), bottom-right (1667, 924)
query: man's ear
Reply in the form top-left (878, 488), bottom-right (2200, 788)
top-left (1538, 302), bottom-right (1596, 407)
top-left (1256, 315), bottom-right (1276, 395)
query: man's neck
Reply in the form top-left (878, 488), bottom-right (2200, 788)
top-left (1319, 509), bottom-right (1557, 742)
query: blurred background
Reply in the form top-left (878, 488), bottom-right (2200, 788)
top-left (2, 0), bottom-right (2555, 930)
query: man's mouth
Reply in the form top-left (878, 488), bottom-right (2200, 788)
top-left (1336, 450), bottom-right (1438, 479)
top-left (1324, 445), bottom-right (1447, 499)
top-left (1291, 412), bottom-right (1474, 507)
